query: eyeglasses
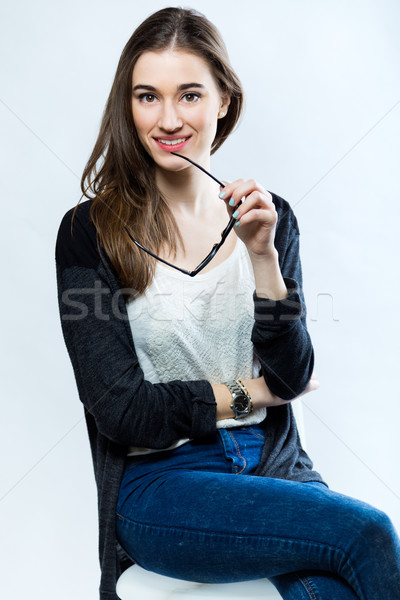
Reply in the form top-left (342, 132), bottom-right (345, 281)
top-left (123, 151), bottom-right (241, 277)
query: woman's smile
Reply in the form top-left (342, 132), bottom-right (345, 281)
top-left (153, 134), bottom-right (192, 152)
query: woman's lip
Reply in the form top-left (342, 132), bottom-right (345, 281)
top-left (154, 136), bottom-right (191, 152)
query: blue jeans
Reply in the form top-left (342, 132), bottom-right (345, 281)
top-left (116, 425), bottom-right (400, 599)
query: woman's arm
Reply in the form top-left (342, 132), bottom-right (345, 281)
top-left (56, 203), bottom-right (218, 450)
top-left (220, 183), bottom-right (314, 399)
top-left (213, 372), bottom-right (320, 420)
top-left (213, 378), bottom-right (277, 421)
top-left (250, 210), bottom-right (314, 400)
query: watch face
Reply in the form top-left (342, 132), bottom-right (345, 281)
top-left (234, 394), bottom-right (249, 413)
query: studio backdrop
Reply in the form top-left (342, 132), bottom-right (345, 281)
top-left (1, 1), bottom-right (399, 598)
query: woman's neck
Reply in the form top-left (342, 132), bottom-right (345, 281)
top-left (155, 163), bottom-right (220, 218)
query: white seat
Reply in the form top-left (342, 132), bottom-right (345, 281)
top-left (117, 564), bottom-right (282, 599)
top-left (291, 399), bottom-right (306, 449)
top-left (117, 402), bottom-right (305, 599)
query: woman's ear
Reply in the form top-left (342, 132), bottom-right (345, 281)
top-left (218, 94), bottom-right (231, 118)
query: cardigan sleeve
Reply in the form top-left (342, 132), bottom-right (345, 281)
top-left (251, 194), bottom-right (314, 400)
top-left (55, 202), bottom-right (217, 449)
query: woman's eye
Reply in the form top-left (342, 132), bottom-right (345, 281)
top-left (139, 94), bottom-right (157, 103)
top-left (182, 93), bottom-right (200, 103)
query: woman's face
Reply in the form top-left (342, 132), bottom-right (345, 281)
top-left (131, 49), bottom-right (230, 171)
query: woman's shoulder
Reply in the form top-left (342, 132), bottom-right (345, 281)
top-left (55, 199), bottom-right (100, 270)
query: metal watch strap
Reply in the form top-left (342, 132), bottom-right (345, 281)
top-left (224, 379), bottom-right (253, 419)
top-left (236, 379), bottom-right (251, 398)
top-left (225, 380), bottom-right (243, 398)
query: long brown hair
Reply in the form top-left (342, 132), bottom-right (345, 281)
top-left (76, 7), bottom-right (244, 298)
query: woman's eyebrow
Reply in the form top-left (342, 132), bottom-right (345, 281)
top-left (178, 83), bottom-right (205, 91)
top-left (132, 83), bottom-right (206, 92)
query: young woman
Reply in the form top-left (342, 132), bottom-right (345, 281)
top-left (55, 7), bottom-right (400, 600)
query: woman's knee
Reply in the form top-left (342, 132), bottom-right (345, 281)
top-left (350, 502), bottom-right (398, 552)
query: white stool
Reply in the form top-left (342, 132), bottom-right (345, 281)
top-left (117, 564), bottom-right (282, 599)
top-left (117, 402), bottom-right (305, 600)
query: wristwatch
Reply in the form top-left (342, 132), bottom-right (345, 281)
top-left (224, 379), bottom-right (253, 419)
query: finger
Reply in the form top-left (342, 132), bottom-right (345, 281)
top-left (218, 179), bottom-right (245, 201)
top-left (220, 179), bottom-right (270, 208)
top-left (230, 181), bottom-right (271, 208)
top-left (309, 378), bottom-right (320, 390)
top-left (309, 373), bottom-right (320, 387)
top-left (304, 378), bottom-right (320, 393)
top-left (234, 211), bottom-right (277, 237)
top-left (231, 191), bottom-right (277, 224)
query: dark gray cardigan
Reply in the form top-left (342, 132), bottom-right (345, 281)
top-left (55, 193), bottom-right (326, 600)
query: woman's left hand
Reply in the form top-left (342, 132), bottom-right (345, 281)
top-left (220, 179), bottom-right (277, 257)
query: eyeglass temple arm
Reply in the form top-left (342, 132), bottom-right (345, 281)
top-left (170, 152), bottom-right (226, 188)
top-left (170, 150), bottom-right (240, 246)
top-left (170, 152), bottom-right (243, 228)
top-left (123, 228), bottom-right (194, 276)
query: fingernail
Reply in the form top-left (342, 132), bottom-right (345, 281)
top-left (235, 220), bottom-right (240, 227)
top-left (219, 191), bottom-right (226, 199)
top-left (229, 199), bottom-right (235, 207)
top-left (232, 209), bottom-right (239, 219)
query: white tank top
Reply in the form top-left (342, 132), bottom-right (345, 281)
top-left (125, 237), bottom-right (266, 455)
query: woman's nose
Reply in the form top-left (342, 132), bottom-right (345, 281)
top-left (158, 101), bottom-right (183, 131)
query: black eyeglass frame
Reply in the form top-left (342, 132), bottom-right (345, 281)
top-left (123, 151), bottom-right (241, 277)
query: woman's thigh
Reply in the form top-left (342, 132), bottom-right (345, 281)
top-left (116, 467), bottom-right (395, 589)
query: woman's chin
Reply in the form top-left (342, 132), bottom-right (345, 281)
top-left (152, 151), bottom-right (193, 173)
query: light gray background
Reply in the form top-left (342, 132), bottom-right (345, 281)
top-left (1, 1), bottom-right (399, 598)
